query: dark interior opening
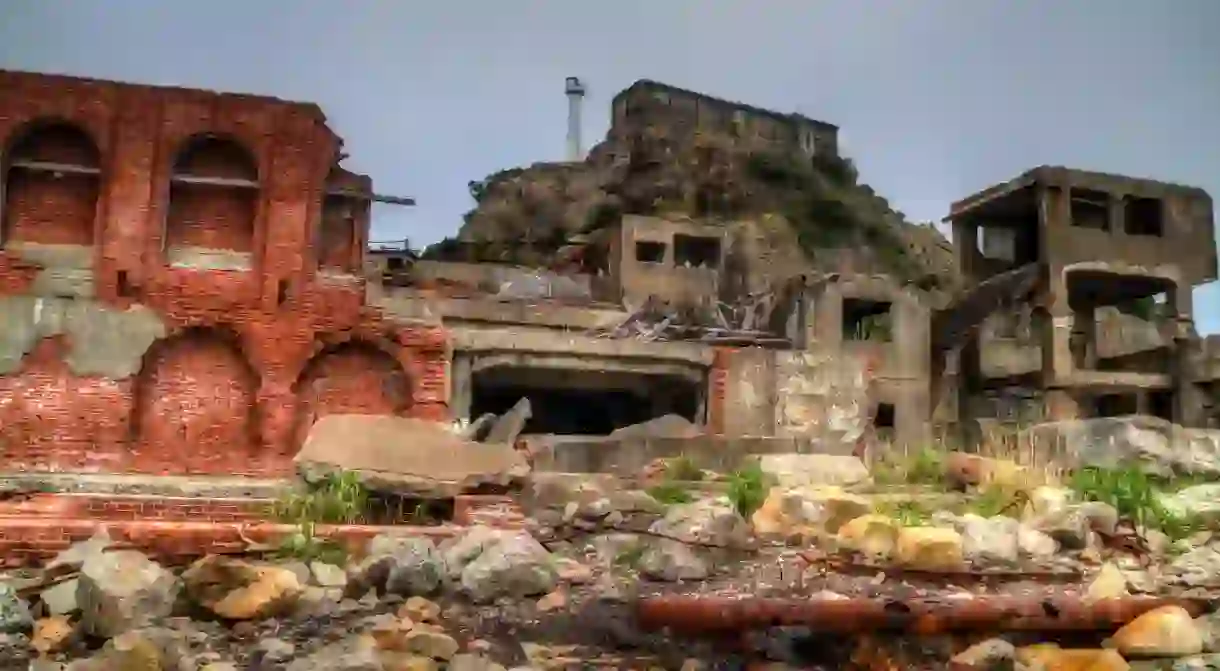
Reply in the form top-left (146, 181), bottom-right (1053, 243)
top-left (1069, 188), bottom-right (1110, 230)
top-left (386, 256), bottom-right (406, 271)
top-left (673, 234), bottom-right (721, 268)
top-left (1093, 393), bottom-right (1138, 418)
top-left (470, 367), bottom-right (700, 436)
top-left (843, 298), bottom-right (893, 341)
top-left (1149, 389), bottom-right (1174, 421)
top-left (635, 240), bottom-right (666, 263)
top-left (1124, 196), bottom-right (1164, 237)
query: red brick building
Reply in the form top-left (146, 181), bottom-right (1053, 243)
top-left (0, 70), bottom-right (449, 478)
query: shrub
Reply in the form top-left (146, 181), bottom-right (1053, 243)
top-left (726, 461), bottom-right (769, 518)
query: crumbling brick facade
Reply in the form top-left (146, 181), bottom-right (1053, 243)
top-left (0, 70), bottom-right (449, 478)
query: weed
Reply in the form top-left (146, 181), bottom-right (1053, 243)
top-left (726, 461), bottom-right (769, 518)
top-left (647, 481), bottom-right (695, 505)
top-left (614, 545), bottom-right (645, 568)
top-left (870, 446), bottom-right (945, 486)
top-left (965, 485), bottom-right (1025, 518)
top-left (1069, 466), bottom-right (1202, 541)
top-left (273, 470), bottom-right (369, 562)
top-left (665, 456), bottom-right (705, 482)
top-left (876, 500), bottom-right (931, 527)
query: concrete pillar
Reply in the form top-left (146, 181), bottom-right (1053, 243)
top-left (450, 353), bottom-right (472, 422)
top-left (1070, 305), bottom-right (1097, 370)
top-left (1044, 387), bottom-right (1081, 421)
top-left (1039, 271), bottom-right (1074, 387)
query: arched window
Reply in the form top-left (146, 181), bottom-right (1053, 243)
top-left (165, 135), bottom-right (258, 269)
top-left (1, 121), bottom-right (101, 249)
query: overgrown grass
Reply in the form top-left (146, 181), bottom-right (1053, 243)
top-left (647, 481), bottom-right (695, 505)
top-left (875, 499), bottom-right (931, 527)
top-left (665, 456), bottom-right (705, 482)
top-left (1069, 466), bottom-right (1203, 542)
top-left (272, 471), bottom-right (370, 563)
top-left (727, 461), bottom-right (770, 518)
top-left (870, 446), bottom-right (946, 487)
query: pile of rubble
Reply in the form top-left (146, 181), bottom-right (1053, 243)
top-left (9, 437), bottom-right (1220, 669)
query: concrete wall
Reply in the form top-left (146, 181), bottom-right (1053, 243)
top-left (608, 215), bottom-right (727, 308)
top-left (0, 70), bottom-right (449, 477)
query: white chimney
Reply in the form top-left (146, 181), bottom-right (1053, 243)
top-left (565, 76), bottom-right (586, 162)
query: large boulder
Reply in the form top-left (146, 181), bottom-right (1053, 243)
top-left (347, 535), bottom-right (448, 598)
top-left (295, 414), bottom-right (531, 497)
top-left (77, 550), bottom-right (179, 638)
top-left (181, 555), bottom-right (303, 620)
top-left (756, 454), bottom-right (870, 489)
top-left (440, 527), bottom-right (558, 603)
top-left (1026, 415), bottom-right (1220, 478)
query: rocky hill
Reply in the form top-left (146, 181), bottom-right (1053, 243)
top-left (433, 99), bottom-right (961, 300)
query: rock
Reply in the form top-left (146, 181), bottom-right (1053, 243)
top-left (0, 582), bottom-right (32, 634)
top-left (379, 652), bottom-right (439, 671)
top-left (608, 414), bottom-right (701, 440)
top-left (536, 589), bottom-right (567, 612)
top-left (398, 596), bottom-right (441, 624)
top-left (751, 486), bottom-right (872, 539)
top-left (70, 626), bottom-right (194, 671)
top-left (1033, 501), bottom-right (1117, 550)
top-left (836, 514), bottom-right (901, 558)
top-left (1015, 644), bottom-right (1128, 671)
top-left (893, 527), bottom-right (964, 571)
top-left (1161, 484), bottom-right (1220, 523)
top-left (31, 616), bottom-right (74, 655)
top-left (1024, 486), bottom-right (1074, 519)
top-left (309, 561), bottom-right (348, 589)
top-left (1086, 563), bottom-right (1131, 600)
top-left (637, 539), bottom-right (709, 581)
top-left (552, 557), bottom-right (593, 584)
top-left (449, 654), bottom-right (508, 671)
top-left (286, 634), bottom-right (384, 671)
top-left (440, 526), bottom-right (507, 579)
top-left (253, 638), bottom-right (296, 665)
top-left (485, 398), bottom-right (532, 445)
top-left (1027, 415), bottom-right (1220, 478)
top-left (756, 454), bottom-right (870, 488)
top-left (77, 550), bottom-right (179, 638)
top-left (959, 515), bottom-right (1020, 565)
top-left (1170, 547), bottom-right (1220, 587)
top-left (1017, 526), bottom-right (1059, 558)
top-left (1111, 605), bottom-right (1203, 658)
top-left (47, 530), bottom-right (113, 573)
top-left (649, 498), bottom-right (751, 548)
top-left (182, 555), bottom-right (303, 620)
top-left (296, 414), bottom-right (530, 498)
top-left (463, 413), bottom-right (497, 442)
top-left (41, 578), bottom-right (80, 616)
top-left (458, 531), bottom-right (558, 603)
top-left (949, 637), bottom-right (1015, 670)
top-left (945, 453), bottom-right (1029, 489)
top-left (403, 627), bottom-right (459, 660)
top-left (349, 535), bottom-right (448, 597)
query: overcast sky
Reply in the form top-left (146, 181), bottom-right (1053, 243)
top-left (2, 0), bottom-right (1218, 332)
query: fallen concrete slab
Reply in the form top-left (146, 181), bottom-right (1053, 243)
top-left (295, 414), bottom-right (530, 498)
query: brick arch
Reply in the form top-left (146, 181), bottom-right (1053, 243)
top-left (132, 327), bottom-right (260, 474)
top-left (165, 134), bottom-right (260, 257)
top-left (1, 119), bottom-right (102, 248)
top-left (292, 340), bottom-right (412, 448)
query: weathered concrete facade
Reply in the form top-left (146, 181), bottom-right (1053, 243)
top-left (947, 166), bottom-right (1219, 434)
top-left (611, 79), bottom-right (840, 159)
top-left (0, 70), bottom-right (448, 477)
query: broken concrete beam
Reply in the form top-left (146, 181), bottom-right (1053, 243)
top-left (484, 398), bottom-right (532, 445)
top-left (294, 414), bottom-right (530, 498)
top-left (463, 412), bottom-right (497, 442)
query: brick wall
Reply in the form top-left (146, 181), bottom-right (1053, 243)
top-left (0, 70), bottom-right (450, 476)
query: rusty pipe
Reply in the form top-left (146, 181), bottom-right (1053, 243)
top-left (635, 595), bottom-right (1215, 637)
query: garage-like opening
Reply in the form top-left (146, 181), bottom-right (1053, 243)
top-left (843, 298), bottom-right (892, 341)
top-left (470, 366), bottom-right (700, 436)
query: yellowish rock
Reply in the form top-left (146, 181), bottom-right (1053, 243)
top-left (371, 615), bottom-right (417, 652)
top-left (31, 615), bottom-right (74, 655)
top-left (398, 596), bottom-right (441, 624)
top-left (893, 526), bottom-right (964, 571)
top-left (1016, 644), bottom-right (1129, 671)
top-left (379, 652), bottom-right (440, 671)
top-left (1085, 563), bottom-right (1129, 601)
top-left (182, 556), bottom-right (304, 620)
top-left (751, 486), bottom-right (871, 538)
top-left (836, 514), bottom-right (900, 558)
top-left (1110, 605), bottom-right (1203, 658)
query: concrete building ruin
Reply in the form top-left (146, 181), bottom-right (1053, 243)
top-left (942, 166), bottom-right (1220, 435)
top-left (0, 68), bottom-right (1218, 493)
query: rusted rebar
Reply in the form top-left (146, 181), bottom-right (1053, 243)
top-left (635, 595), bottom-right (1215, 637)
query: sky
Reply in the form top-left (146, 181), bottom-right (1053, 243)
top-left (2, 0), bottom-right (1218, 333)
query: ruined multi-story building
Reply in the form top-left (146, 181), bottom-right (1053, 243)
top-left (943, 166), bottom-right (1219, 431)
top-left (0, 70), bottom-right (448, 478)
